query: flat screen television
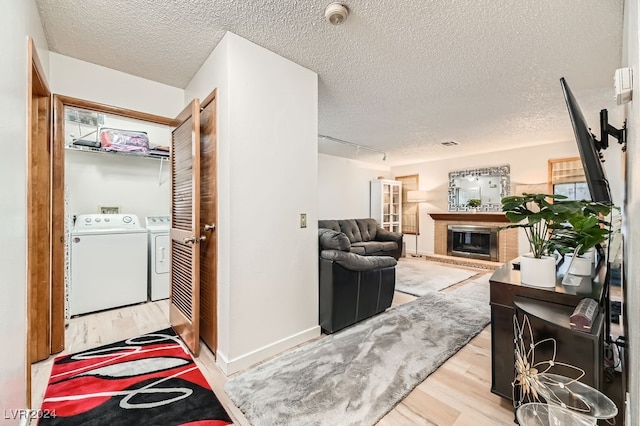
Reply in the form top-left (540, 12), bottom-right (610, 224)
top-left (560, 77), bottom-right (613, 205)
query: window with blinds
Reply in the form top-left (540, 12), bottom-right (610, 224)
top-left (548, 157), bottom-right (589, 200)
top-left (396, 174), bottom-right (419, 234)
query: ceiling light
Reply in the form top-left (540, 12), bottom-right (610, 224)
top-left (325, 3), bottom-right (349, 25)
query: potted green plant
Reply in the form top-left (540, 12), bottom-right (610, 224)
top-left (500, 193), bottom-right (581, 287)
top-left (467, 198), bottom-right (481, 213)
top-left (550, 200), bottom-right (613, 276)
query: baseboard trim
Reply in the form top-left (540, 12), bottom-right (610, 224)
top-left (216, 325), bottom-right (321, 375)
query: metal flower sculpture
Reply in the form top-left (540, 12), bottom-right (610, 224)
top-left (511, 314), bottom-right (585, 409)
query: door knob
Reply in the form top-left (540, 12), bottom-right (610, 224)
top-left (198, 235), bottom-right (207, 242)
top-left (183, 236), bottom-right (196, 244)
top-left (204, 223), bottom-right (216, 232)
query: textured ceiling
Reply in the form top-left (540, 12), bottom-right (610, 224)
top-left (36, 0), bottom-right (625, 165)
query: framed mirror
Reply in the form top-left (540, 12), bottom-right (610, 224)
top-left (448, 165), bottom-right (510, 211)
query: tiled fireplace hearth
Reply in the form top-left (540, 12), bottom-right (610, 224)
top-left (429, 213), bottom-right (518, 264)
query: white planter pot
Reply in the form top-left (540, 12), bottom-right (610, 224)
top-left (520, 253), bottom-right (557, 287)
top-left (565, 254), bottom-right (593, 277)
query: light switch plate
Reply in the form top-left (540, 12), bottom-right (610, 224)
top-left (300, 213), bottom-right (307, 228)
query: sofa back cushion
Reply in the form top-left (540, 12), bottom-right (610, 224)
top-left (318, 228), bottom-right (351, 251)
top-left (337, 219), bottom-right (363, 243)
top-left (319, 218), bottom-right (383, 243)
top-left (318, 220), bottom-right (341, 232)
top-left (356, 218), bottom-right (378, 241)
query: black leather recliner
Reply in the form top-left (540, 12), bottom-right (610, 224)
top-left (318, 228), bottom-right (397, 334)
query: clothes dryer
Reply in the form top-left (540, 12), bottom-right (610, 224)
top-left (146, 215), bottom-right (171, 301)
top-left (70, 214), bottom-right (148, 316)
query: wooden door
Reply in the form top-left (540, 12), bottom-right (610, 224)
top-left (170, 99), bottom-right (202, 355)
top-left (27, 38), bottom-right (52, 364)
top-left (50, 95), bottom-right (65, 356)
top-left (199, 90), bottom-right (218, 352)
top-left (27, 37), bottom-right (52, 408)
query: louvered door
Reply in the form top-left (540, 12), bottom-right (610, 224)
top-left (170, 99), bottom-right (201, 356)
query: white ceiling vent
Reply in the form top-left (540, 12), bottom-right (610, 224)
top-left (440, 141), bottom-right (459, 147)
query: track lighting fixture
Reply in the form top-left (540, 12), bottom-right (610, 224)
top-left (318, 134), bottom-right (387, 161)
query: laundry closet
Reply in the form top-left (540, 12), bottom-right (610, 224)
top-left (49, 90), bottom-right (220, 360)
top-left (63, 106), bottom-right (172, 318)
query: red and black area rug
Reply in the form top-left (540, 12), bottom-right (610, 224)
top-left (39, 328), bottom-right (232, 426)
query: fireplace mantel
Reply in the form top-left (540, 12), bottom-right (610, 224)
top-left (429, 212), bottom-right (510, 223)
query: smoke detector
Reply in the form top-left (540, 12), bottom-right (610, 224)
top-left (325, 3), bottom-right (349, 25)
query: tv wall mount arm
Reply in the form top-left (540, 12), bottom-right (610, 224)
top-left (597, 109), bottom-right (627, 153)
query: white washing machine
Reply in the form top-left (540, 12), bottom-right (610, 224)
top-left (70, 214), bottom-right (148, 316)
top-left (146, 215), bottom-right (171, 301)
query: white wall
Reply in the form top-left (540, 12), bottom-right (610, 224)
top-left (65, 151), bottom-right (170, 220)
top-left (25, 0), bottom-right (48, 78)
top-left (0, 0), bottom-right (47, 422)
top-left (185, 32), bottom-right (319, 374)
top-left (49, 53), bottom-right (184, 118)
top-left (391, 141), bottom-right (596, 255)
top-left (318, 153), bottom-right (390, 219)
top-left (623, 0), bottom-right (639, 422)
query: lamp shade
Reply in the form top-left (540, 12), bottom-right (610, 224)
top-left (407, 190), bottom-right (428, 202)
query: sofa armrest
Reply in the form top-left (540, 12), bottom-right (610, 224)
top-left (319, 228), bottom-right (351, 251)
top-left (320, 249), bottom-right (397, 271)
top-left (375, 227), bottom-right (403, 243)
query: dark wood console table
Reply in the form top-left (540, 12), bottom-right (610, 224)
top-left (489, 260), bottom-right (606, 399)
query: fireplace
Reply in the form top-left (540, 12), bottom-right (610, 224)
top-left (447, 225), bottom-right (498, 262)
top-left (430, 213), bottom-right (517, 264)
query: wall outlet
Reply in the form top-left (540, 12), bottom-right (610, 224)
top-left (300, 213), bottom-right (307, 228)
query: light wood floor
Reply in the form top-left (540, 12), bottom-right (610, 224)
top-left (32, 268), bottom-right (514, 425)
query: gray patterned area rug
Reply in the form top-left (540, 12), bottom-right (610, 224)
top-left (446, 273), bottom-right (491, 305)
top-left (224, 286), bottom-right (490, 426)
top-left (395, 258), bottom-right (479, 296)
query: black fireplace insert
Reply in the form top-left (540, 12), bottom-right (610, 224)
top-left (447, 225), bottom-right (498, 262)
